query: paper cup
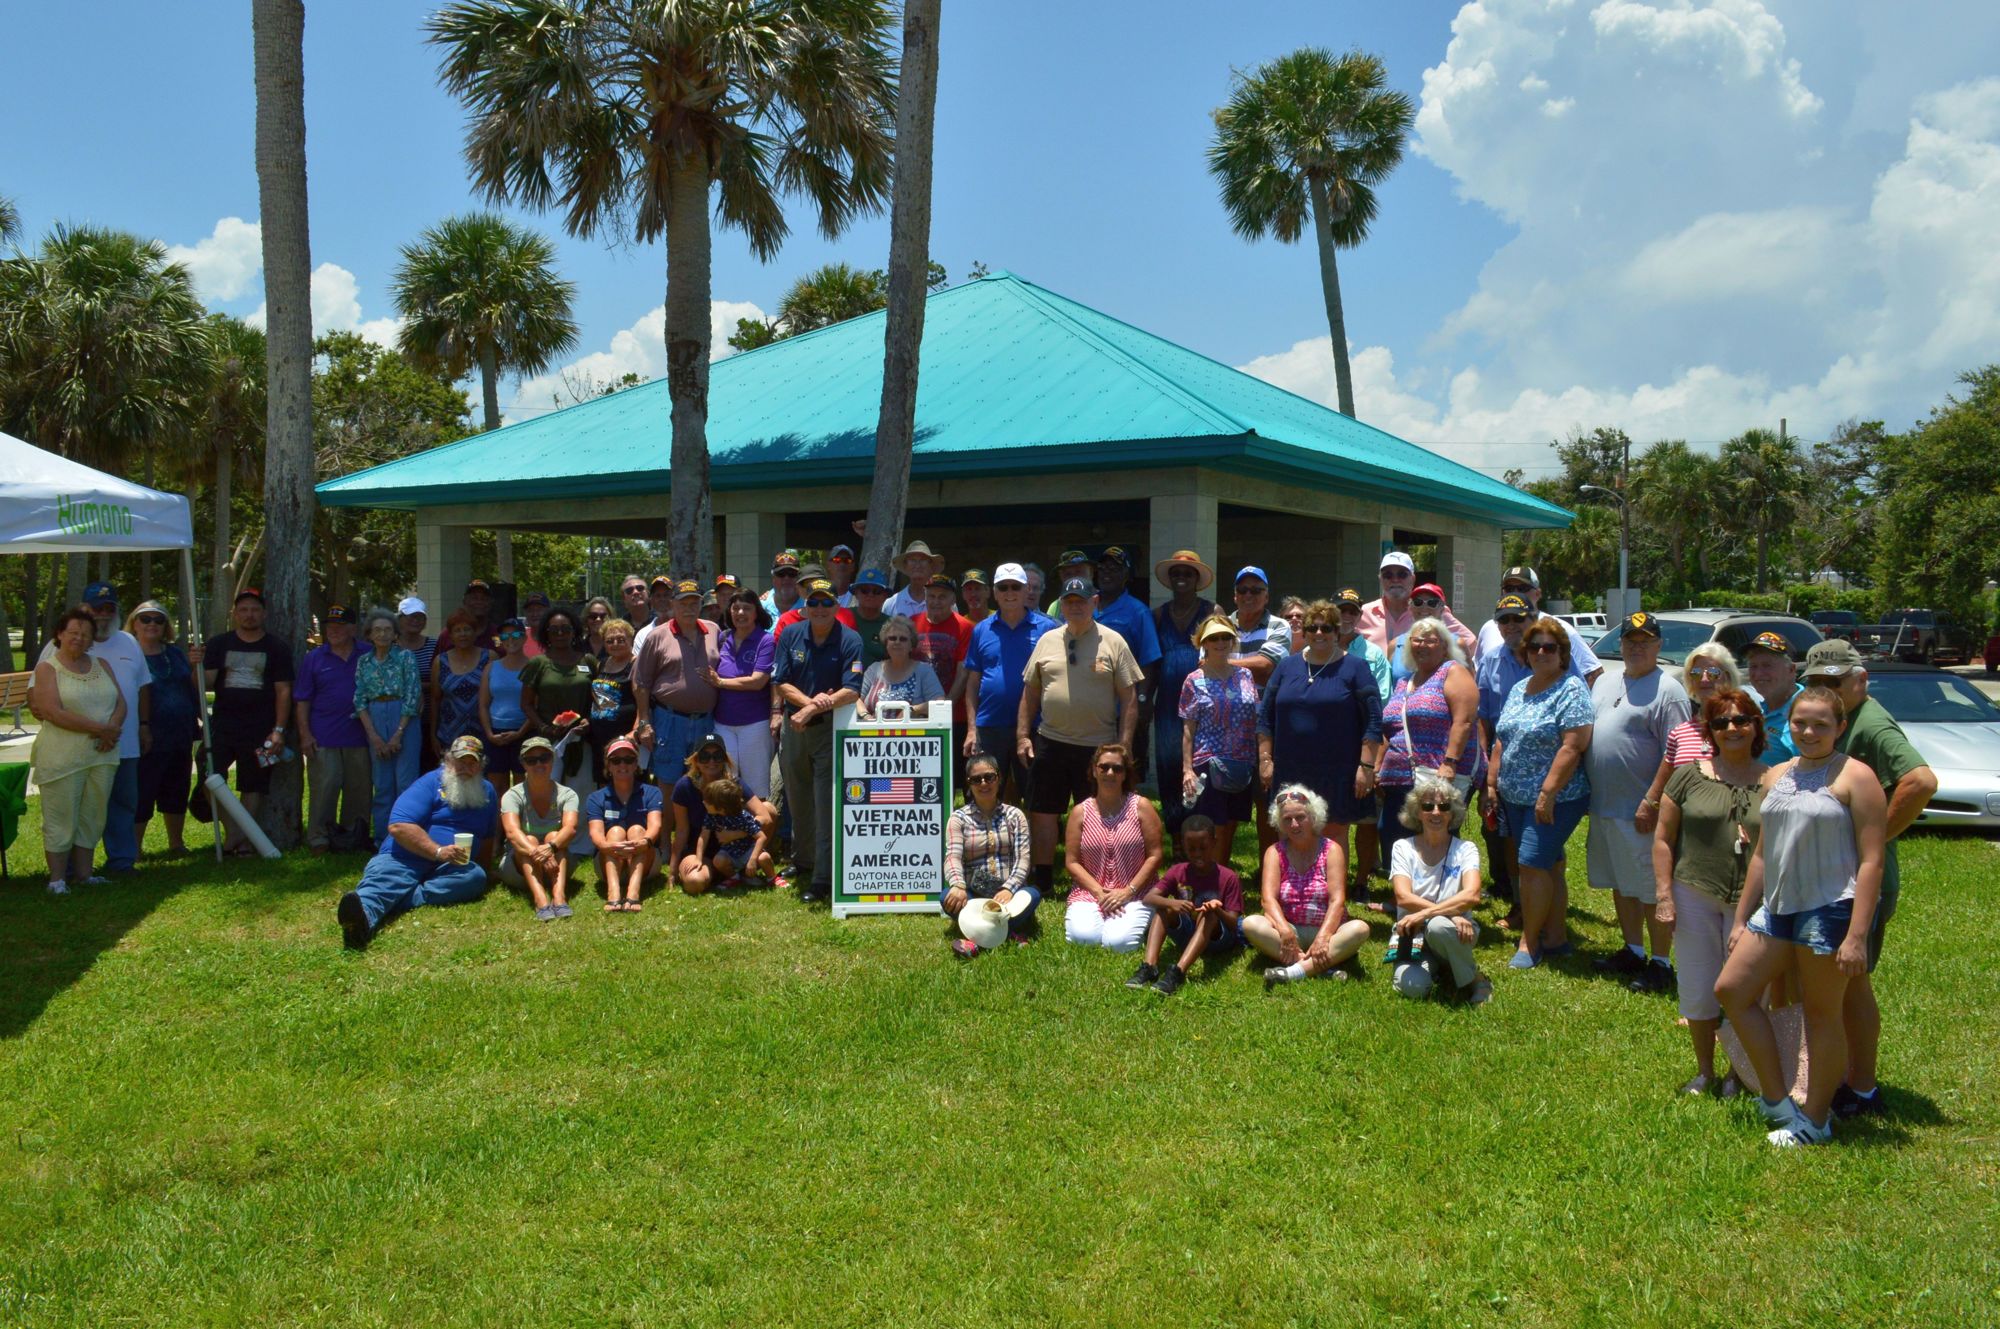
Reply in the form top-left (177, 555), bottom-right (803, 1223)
top-left (453, 832), bottom-right (474, 856)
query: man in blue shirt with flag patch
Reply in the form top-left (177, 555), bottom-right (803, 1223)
top-left (773, 576), bottom-right (863, 903)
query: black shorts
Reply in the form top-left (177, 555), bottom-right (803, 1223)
top-left (136, 743), bottom-right (195, 819)
top-left (213, 734), bottom-right (274, 795)
top-left (486, 737), bottom-right (524, 777)
top-left (1866, 888), bottom-right (1896, 974)
top-left (1028, 737), bottom-right (1097, 816)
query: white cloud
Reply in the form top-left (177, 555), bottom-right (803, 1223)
top-left (166, 216), bottom-right (262, 302)
top-left (510, 298), bottom-right (768, 416)
top-left (1618, 205), bottom-right (1844, 302)
top-left (1590, 0), bottom-right (1822, 118)
top-left (245, 262), bottom-right (402, 348)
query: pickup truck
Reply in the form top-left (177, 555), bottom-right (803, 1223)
top-left (1809, 610), bottom-right (1859, 643)
top-left (1854, 609), bottom-right (1972, 665)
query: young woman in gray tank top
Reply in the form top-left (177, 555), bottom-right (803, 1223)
top-left (1715, 686), bottom-right (1887, 1148)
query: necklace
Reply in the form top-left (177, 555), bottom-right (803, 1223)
top-left (1303, 648), bottom-right (1338, 686)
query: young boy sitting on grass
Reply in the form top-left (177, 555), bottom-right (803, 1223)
top-left (1127, 815), bottom-right (1244, 995)
top-left (682, 776), bottom-right (776, 892)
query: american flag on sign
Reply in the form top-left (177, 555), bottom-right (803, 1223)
top-left (868, 778), bottom-right (916, 804)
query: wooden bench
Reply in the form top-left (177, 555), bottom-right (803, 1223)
top-left (0, 671), bottom-right (32, 740)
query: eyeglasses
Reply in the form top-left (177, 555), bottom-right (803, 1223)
top-left (607, 755), bottom-right (638, 766)
top-left (1303, 624), bottom-right (1336, 634)
top-left (805, 598), bottom-right (836, 608)
top-left (548, 624), bottom-right (573, 635)
top-left (881, 636), bottom-right (912, 646)
top-left (774, 571), bottom-right (801, 580)
top-left (697, 751), bottom-right (727, 763)
top-left (1525, 640), bottom-right (1561, 654)
top-left (522, 752), bottom-right (554, 765)
top-left (1410, 597), bottom-right (1442, 609)
top-left (1690, 665), bottom-right (1728, 680)
top-left (968, 772), bottom-right (999, 785)
top-left (585, 611), bottom-right (607, 621)
top-left (1710, 715), bottom-right (1757, 730)
top-left (500, 631), bottom-right (525, 641)
top-left (1097, 763), bottom-right (1125, 774)
top-left (136, 615), bottom-right (167, 626)
top-left (1496, 614), bottom-right (1528, 625)
top-left (1419, 800), bottom-right (1450, 812)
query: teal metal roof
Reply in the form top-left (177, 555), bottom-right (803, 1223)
top-left (318, 271), bottom-right (1572, 529)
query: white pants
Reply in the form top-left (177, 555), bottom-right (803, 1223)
top-left (718, 720), bottom-right (774, 799)
top-left (1671, 883), bottom-right (1734, 1021)
top-left (1064, 899), bottom-right (1153, 952)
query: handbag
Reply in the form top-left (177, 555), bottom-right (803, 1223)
top-left (1400, 678), bottom-right (1473, 795)
top-left (1205, 754), bottom-right (1254, 794)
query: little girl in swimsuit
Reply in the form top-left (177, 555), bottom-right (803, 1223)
top-left (693, 777), bottom-right (776, 888)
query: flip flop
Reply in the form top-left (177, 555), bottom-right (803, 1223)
top-left (604, 900), bottom-right (622, 912)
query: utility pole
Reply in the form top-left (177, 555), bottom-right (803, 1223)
top-left (1618, 433), bottom-right (1630, 616)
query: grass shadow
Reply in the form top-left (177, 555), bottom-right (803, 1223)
top-left (0, 867), bottom-right (187, 1040)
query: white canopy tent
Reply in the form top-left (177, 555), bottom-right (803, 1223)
top-left (2, 428), bottom-right (220, 858)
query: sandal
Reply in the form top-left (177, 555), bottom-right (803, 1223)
top-left (623, 898), bottom-right (643, 912)
top-left (604, 899), bottom-right (622, 913)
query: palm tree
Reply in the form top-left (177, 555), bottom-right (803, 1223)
top-left (1208, 48), bottom-right (1413, 418)
top-left (1721, 427), bottom-right (1807, 592)
top-left (778, 261), bottom-right (887, 334)
top-left (1632, 439), bottom-right (1716, 605)
top-left (253, 0), bottom-right (315, 847)
top-left (0, 195), bottom-right (20, 248)
top-left (429, 0), bottom-right (897, 586)
top-left (860, 0), bottom-right (940, 578)
top-left (201, 316), bottom-right (268, 630)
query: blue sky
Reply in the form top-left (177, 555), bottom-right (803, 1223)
top-left (8, 1), bottom-right (1998, 478)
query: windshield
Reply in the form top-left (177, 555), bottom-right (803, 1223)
top-left (1865, 672), bottom-right (2000, 724)
top-left (1595, 619), bottom-right (1716, 663)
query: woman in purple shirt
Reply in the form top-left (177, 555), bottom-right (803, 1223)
top-left (705, 590), bottom-right (776, 799)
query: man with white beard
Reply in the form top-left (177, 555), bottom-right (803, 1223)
top-left (337, 735), bottom-right (498, 950)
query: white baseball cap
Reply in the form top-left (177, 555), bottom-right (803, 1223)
top-left (397, 596), bottom-right (427, 616)
top-left (1379, 551), bottom-right (1415, 574)
top-left (992, 561), bottom-right (1028, 587)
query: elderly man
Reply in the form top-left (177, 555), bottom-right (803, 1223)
top-left (960, 569), bottom-right (992, 624)
top-left (36, 580), bottom-right (150, 872)
top-left (618, 575), bottom-right (652, 630)
top-left (1093, 545), bottom-right (1163, 748)
top-left (336, 735), bottom-right (498, 950)
top-left (886, 540), bottom-right (940, 621)
top-left (963, 562), bottom-right (1055, 803)
top-left (632, 575), bottom-right (678, 654)
top-left (761, 550), bottom-right (805, 620)
top-left (1745, 631), bottom-right (1802, 767)
top-left (634, 578), bottom-right (722, 785)
top-left (1801, 639), bottom-right (1937, 1120)
top-left (295, 603), bottom-right (371, 854)
top-left (1017, 576), bottom-right (1141, 896)
top-left (827, 543), bottom-right (858, 606)
top-left (773, 575), bottom-right (862, 903)
top-left (1475, 565), bottom-right (1600, 685)
top-left (1225, 566), bottom-right (1292, 691)
top-left (1360, 551), bottom-right (1475, 657)
top-left (1044, 548), bottom-right (1094, 616)
top-left (203, 588), bottom-right (295, 856)
top-left (848, 566), bottom-right (893, 665)
top-left (1472, 593), bottom-right (1536, 909)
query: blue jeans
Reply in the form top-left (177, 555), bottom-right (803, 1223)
top-left (649, 708), bottom-right (715, 785)
top-left (101, 755), bottom-right (140, 871)
top-left (352, 851), bottom-right (488, 929)
top-left (368, 700), bottom-right (423, 841)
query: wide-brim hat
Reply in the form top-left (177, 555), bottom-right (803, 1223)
top-left (959, 898), bottom-right (1010, 948)
top-left (1154, 548), bottom-right (1214, 591)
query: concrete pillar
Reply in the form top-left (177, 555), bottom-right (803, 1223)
top-left (1339, 519), bottom-right (1394, 592)
top-left (724, 511), bottom-right (789, 587)
top-left (1147, 488), bottom-right (1218, 606)
top-left (416, 522), bottom-right (473, 624)
top-left (1437, 529), bottom-right (1504, 626)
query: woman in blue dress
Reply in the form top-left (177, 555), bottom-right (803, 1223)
top-left (1257, 598), bottom-right (1384, 835)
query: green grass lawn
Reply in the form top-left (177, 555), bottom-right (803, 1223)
top-left (1, 806), bottom-right (1996, 1327)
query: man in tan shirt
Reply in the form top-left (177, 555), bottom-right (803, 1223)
top-left (1017, 576), bottom-right (1142, 896)
top-left (633, 579), bottom-right (722, 784)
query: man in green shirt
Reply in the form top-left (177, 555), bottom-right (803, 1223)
top-left (849, 567), bottom-right (891, 667)
top-left (1801, 640), bottom-right (1938, 1119)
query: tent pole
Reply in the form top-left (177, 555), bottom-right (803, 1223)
top-left (180, 549), bottom-right (222, 863)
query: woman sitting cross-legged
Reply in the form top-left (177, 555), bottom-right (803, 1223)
top-left (1386, 776), bottom-right (1491, 1004)
top-left (586, 737), bottom-right (663, 912)
top-left (943, 749), bottom-right (1038, 956)
top-left (1246, 783), bottom-right (1370, 988)
top-left (1062, 742), bottom-right (1163, 952)
top-left (680, 776), bottom-right (776, 892)
top-left (498, 735), bottom-right (580, 921)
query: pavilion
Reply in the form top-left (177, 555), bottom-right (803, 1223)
top-left (316, 270), bottom-right (1571, 614)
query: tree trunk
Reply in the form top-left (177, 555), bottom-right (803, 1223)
top-left (663, 161), bottom-right (715, 586)
top-left (211, 441), bottom-right (234, 632)
top-left (479, 350), bottom-right (515, 584)
top-left (1308, 178), bottom-right (1356, 418)
top-left (1756, 528), bottom-right (1770, 592)
top-left (253, 0), bottom-right (315, 849)
top-left (20, 554), bottom-right (38, 665)
top-left (65, 553), bottom-right (86, 607)
top-left (860, 0), bottom-right (941, 579)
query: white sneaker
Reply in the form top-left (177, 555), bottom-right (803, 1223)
top-left (1768, 1113), bottom-right (1834, 1147)
top-left (1756, 1094), bottom-right (1803, 1127)
top-left (46, 879), bottom-right (69, 895)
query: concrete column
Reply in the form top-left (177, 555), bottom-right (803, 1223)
top-left (1339, 520), bottom-right (1394, 591)
top-left (1147, 489), bottom-right (1218, 606)
top-left (724, 511), bottom-right (789, 586)
top-left (416, 522), bottom-right (473, 624)
top-left (1437, 529), bottom-right (1504, 626)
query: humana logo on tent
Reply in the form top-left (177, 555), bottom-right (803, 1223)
top-left (56, 494), bottom-right (134, 536)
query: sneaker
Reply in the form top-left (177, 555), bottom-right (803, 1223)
top-left (1629, 961), bottom-right (1675, 994)
top-left (552, 903), bottom-right (574, 919)
top-left (952, 938), bottom-right (980, 959)
top-left (1466, 977), bottom-right (1494, 1006)
top-left (1542, 940), bottom-right (1574, 958)
top-left (1263, 968), bottom-right (1289, 992)
top-left (1125, 962), bottom-right (1160, 990)
top-left (1594, 947), bottom-right (1646, 976)
top-left (1768, 1113), bottom-right (1834, 1147)
top-left (336, 891), bottom-right (372, 951)
top-left (1679, 1073), bottom-right (1718, 1097)
top-left (81, 875), bottom-right (110, 886)
top-left (1756, 1094), bottom-right (1804, 1128)
top-left (1508, 949), bottom-right (1539, 970)
top-left (1832, 1083), bottom-right (1887, 1119)
top-left (46, 879), bottom-right (69, 896)
top-left (1153, 966), bottom-right (1186, 996)
top-left (535, 905), bottom-right (558, 922)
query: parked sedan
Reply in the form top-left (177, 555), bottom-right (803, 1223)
top-left (1862, 664), bottom-right (2000, 830)
top-left (1592, 610), bottom-right (1823, 683)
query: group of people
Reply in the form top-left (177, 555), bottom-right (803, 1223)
top-left (28, 543), bottom-right (1937, 1147)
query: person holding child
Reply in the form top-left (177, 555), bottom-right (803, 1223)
top-left (585, 737), bottom-right (662, 912)
top-left (680, 776), bottom-right (776, 892)
top-left (1128, 814), bottom-right (1243, 995)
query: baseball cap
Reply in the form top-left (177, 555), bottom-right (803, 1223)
top-left (829, 544), bottom-right (856, 563)
top-left (961, 568), bottom-right (989, 587)
top-left (447, 734), bottom-right (485, 761)
top-left (1059, 576), bottom-right (1095, 600)
top-left (519, 735), bottom-right (555, 757)
top-left (650, 574), bottom-right (674, 590)
top-left (1335, 587), bottom-right (1364, 609)
top-left (234, 587), bottom-right (265, 605)
top-left (802, 577), bottom-right (836, 598)
top-left (1501, 566), bottom-right (1540, 589)
top-left (1803, 639), bottom-right (1863, 677)
top-left (604, 737), bottom-right (638, 760)
top-left (694, 732), bottom-right (728, 758)
top-left (1622, 610), bottom-right (1661, 638)
top-left (1379, 551), bottom-right (1415, 575)
top-left (397, 596), bottom-right (427, 617)
top-left (714, 572), bottom-right (740, 590)
top-left (523, 591), bottom-right (550, 608)
top-left (324, 604), bottom-right (357, 625)
top-left (1495, 593), bottom-right (1531, 615)
top-left (771, 550), bottom-right (802, 574)
top-left (1234, 565), bottom-right (1268, 588)
top-left (1056, 548), bottom-right (1091, 568)
top-left (1098, 545), bottom-right (1133, 568)
top-left (465, 578), bottom-right (492, 594)
top-left (927, 572), bottom-right (959, 591)
top-left (674, 579), bottom-right (702, 600)
top-left (82, 581), bottom-right (118, 606)
top-left (853, 567), bottom-right (889, 590)
top-left (992, 562), bottom-right (1028, 587)
top-left (1411, 582), bottom-right (1446, 601)
top-left (1747, 631), bottom-right (1793, 657)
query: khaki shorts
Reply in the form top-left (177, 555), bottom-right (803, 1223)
top-left (1586, 815), bottom-right (1655, 902)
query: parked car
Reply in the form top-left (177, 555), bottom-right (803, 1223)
top-left (1859, 664), bottom-right (2000, 830)
top-left (1592, 610), bottom-right (1823, 682)
top-left (1855, 608), bottom-right (1974, 665)
top-left (1809, 610), bottom-right (1860, 643)
top-left (1557, 611), bottom-right (1608, 635)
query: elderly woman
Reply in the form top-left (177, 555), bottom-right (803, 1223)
top-left (1488, 615), bottom-right (1593, 968)
top-left (1258, 598), bottom-right (1383, 850)
top-left (1063, 742), bottom-right (1163, 951)
top-left (1279, 595), bottom-right (1308, 641)
top-left (943, 749), bottom-right (1038, 954)
top-left (499, 735), bottom-right (580, 920)
top-left (479, 617), bottom-right (533, 795)
top-left (1178, 616), bottom-right (1261, 864)
top-left (586, 617), bottom-right (641, 786)
top-left (1663, 643), bottom-right (1738, 768)
top-left (127, 600), bottom-right (202, 857)
top-left (708, 590), bottom-right (775, 798)
top-left (1377, 617), bottom-right (1480, 892)
top-left (30, 607), bottom-right (127, 894)
top-left (1246, 784), bottom-right (1370, 986)
top-left (355, 608), bottom-right (423, 841)
top-left (585, 737), bottom-right (663, 912)
top-left (1716, 687), bottom-right (1887, 1146)
top-left (519, 607), bottom-right (597, 798)
top-left (1388, 776), bottom-right (1490, 1004)
top-left (1654, 688), bottom-right (1767, 1097)
top-left (431, 609), bottom-right (491, 762)
top-left (858, 615), bottom-right (945, 718)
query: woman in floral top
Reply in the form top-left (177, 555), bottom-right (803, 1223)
top-left (1488, 615), bottom-right (1594, 968)
top-left (1179, 617), bottom-right (1260, 863)
top-left (355, 609), bottom-right (423, 840)
top-left (943, 750), bottom-right (1036, 952)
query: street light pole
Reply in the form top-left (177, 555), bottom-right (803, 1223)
top-left (1580, 483), bottom-right (1629, 616)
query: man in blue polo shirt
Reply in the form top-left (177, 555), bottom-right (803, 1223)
top-left (336, 735), bottom-right (498, 950)
top-left (961, 562), bottom-right (1055, 804)
top-left (773, 576), bottom-right (863, 903)
top-left (1094, 545), bottom-right (1162, 775)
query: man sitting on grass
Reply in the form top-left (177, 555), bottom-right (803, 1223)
top-left (337, 735), bottom-right (497, 950)
top-left (1128, 815), bottom-right (1243, 995)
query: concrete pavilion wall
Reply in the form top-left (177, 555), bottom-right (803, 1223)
top-left (408, 465), bottom-right (1508, 625)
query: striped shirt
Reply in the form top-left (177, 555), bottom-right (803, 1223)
top-left (1664, 718), bottom-right (1712, 767)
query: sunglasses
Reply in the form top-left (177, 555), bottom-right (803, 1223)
top-left (1303, 623), bottom-right (1336, 634)
top-left (806, 598), bottom-right (837, 609)
top-left (136, 615), bottom-right (168, 626)
top-left (881, 636), bottom-right (913, 646)
top-left (1065, 638), bottom-right (1078, 666)
top-left (623, 586), bottom-right (647, 597)
top-left (522, 752), bottom-right (554, 765)
top-left (607, 755), bottom-right (638, 766)
top-left (548, 624), bottom-right (573, 634)
top-left (1410, 597), bottom-right (1442, 609)
top-left (1236, 584), bottom-right (1268, 596)
top-left (1501, 584), bottom-right (1532, 594)
top-left (1690, 665), bottom-right (1728, 680)
top-left (1525, 640), bottom-right (1562, 654)
top-left (1710, 715), bottom-right (1757, 730)
top-left (1097, 763), bottom-right (1125, 774)
top-left (1496, 614), bottom-right (1528, 625)
top-left (586, 611), bottom-right (607, 620)
top-left (697, 751), bottom-right (727, 764)
top-left (968, 772), bottom-right (999, 785)
top-left (775, 570), bottom-right (801, 580)
top-left (1419, 800), bottom-right (1450, 812)
top-left (1380, 569), bottom-right (1412, 580)
top-left (500, 631), bottom-right (525, 640)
